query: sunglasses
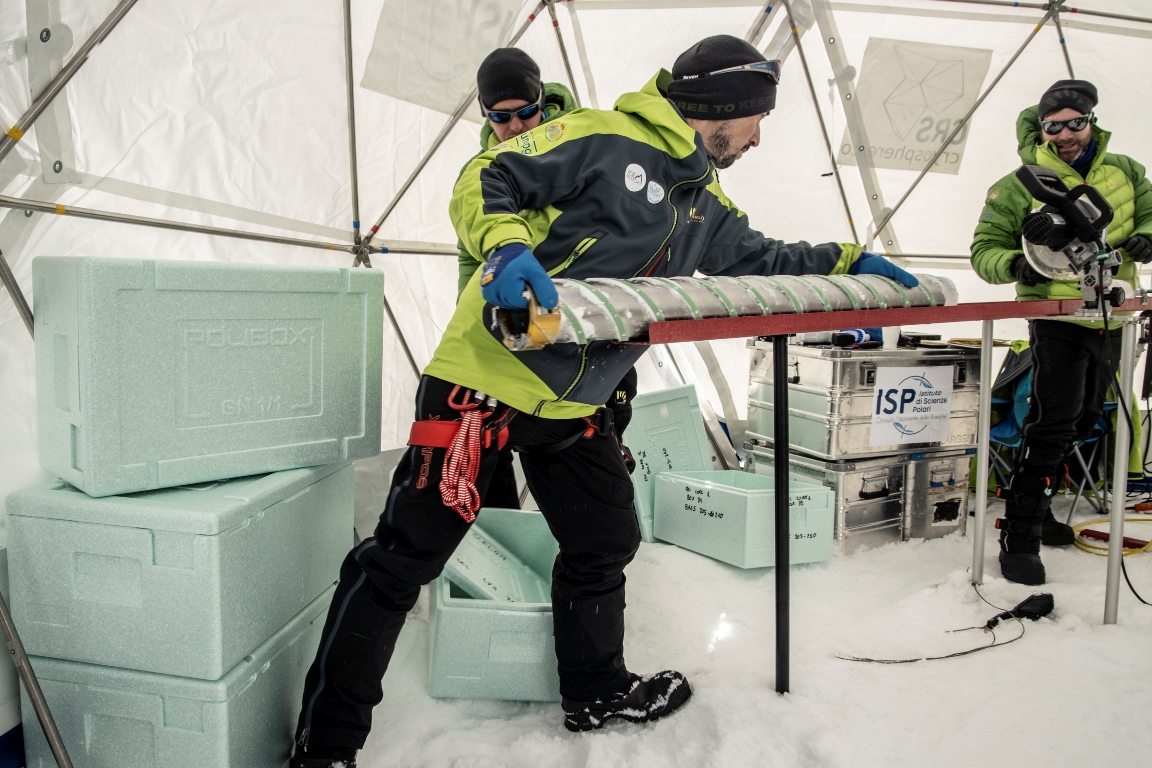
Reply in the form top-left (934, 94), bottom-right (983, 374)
top-left (675, 59), bottom-right (783, 84)
top-left (483, 89), bottom-right (545, 124)
top-left (1040, 114), bottom-right (1092, 135)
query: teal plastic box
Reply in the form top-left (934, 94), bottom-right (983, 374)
top-left (6, 463), bottom-right (351, 679)
top-left (33, 256), bottom-right (383, 497)
top-left (22, 586), bottom-right (332, 768)
top-left (628, 386), bottom-right (713, 543)
top-left (654, 470), bottom-right (835, 569)
top-left (0, 537), bottom-right (23, 768)
top-left (429, 508), bottom-right (560, 701)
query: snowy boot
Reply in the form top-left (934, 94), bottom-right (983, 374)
top-left (289, 746), bottom-right (357, 768)
top-left (1041, 508), bottom-right (1075, 546)
top-left (996, 474), bottom-right (1053, 586)
top-left (562, 670), bottom-right (692, 732)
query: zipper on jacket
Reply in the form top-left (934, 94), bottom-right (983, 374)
top-left (632, 165), bottom-right (713, 278)
top-left (548, 229), bottom-right (608, 277)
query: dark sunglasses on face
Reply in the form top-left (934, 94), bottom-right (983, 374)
top-left (483, 90), bottom-right (545, 124)
top-left (1040, 113), bottom-right (1092, 135)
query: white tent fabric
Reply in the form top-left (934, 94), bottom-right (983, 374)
top-left (2, 3), bottom-right (1152, 764)
top-left (2, 0), bottom-right (1151, 502)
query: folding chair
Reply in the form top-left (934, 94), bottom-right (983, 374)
top-left (1065, 405), bottom-right (1115, 522)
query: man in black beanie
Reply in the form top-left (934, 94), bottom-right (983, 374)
top-left (290, 34), bottom-right (916, 767)
top-left (972, 79), bottom-right (1152, 586)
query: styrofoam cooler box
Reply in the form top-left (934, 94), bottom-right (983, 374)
top-left (21, 586), bottom-right (333, 768)
top-left (654, 470), bottom-right (834, 569)
top-left (6, 463), bottom-right (352, 679)
top-left (429, 508), bottom-right (560, 701)
top-left (628, 386), bottom-right (713, 543)
top-left (0, 536), bottom-right (24, 768)
top-left (33, 257), bottom-right (383, 497)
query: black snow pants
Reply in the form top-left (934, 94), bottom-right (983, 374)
top-left (1017, 319), bottom-right (1123, 475)
top-left (294, 375), bottom-right (641, 752)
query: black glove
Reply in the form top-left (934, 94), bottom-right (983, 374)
top-left (1118, 234), bottom-right (1152, 264)
top-left (1011, 254), bottom-right (1051, 287)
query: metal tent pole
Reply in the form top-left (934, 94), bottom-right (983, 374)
top-left (0, 591), bottom-right (73, 767)
top-left (564, 1), bottom-right (601, 108)
top-left (0, 0), bottom-right (141, 167)
top-left (782, 0), bottom-right (859, 244)
top-left (871, 1), bottom-right (1064, 239)
top-left (1104, 319), bottom-right (1139, 624)
top-left (744, 1), bottom-right (781, 45)
top-left (359, 0), bottom-right (546, 249)
top-left (808, 0), bottom-right (901, 252)
top-left (771, 335), bottom-right (790, 694)
top-left (546, 1), bottom-right (582, 108)
top-left (341, 0), bottom-right (364, 255)
top-left (971, 319), bottom-right (995, 585)
top-left (0, 247), bottom-right (34, 337)
top-left (0, 194), bottom-right (382, 255)
top-left (933, 0), bottom-right (1152, 25)
top-left (1053, 9), bottom-right (1075, 78)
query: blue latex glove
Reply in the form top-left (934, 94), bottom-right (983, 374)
top-left (480, 243), bottom-right (559, 309)
top-left (848, 252), bottom-right (920, 288)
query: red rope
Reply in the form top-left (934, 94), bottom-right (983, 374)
top-left (439, 386), bottom-right (489, 522)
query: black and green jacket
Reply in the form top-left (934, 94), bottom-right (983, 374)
top-left (456, 82), bottom-right (578, 297)
top-left (429, 70), bottom-right (861, 419)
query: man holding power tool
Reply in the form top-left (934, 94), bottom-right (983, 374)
top-left (972, 79), bottom-right (1152, 586)
top-left (291, 35), bottom-right (916, 767)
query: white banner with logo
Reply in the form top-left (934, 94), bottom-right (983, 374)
top-left (870, 366), bottom-right (954, 446)
top-left (839, 38), bottom-right (992, 176)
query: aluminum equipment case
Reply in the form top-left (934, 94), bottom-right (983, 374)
top-left (903, 448), bottom-right (975, 541)
top-left (745, 342), bottom-right (980, 460)
top-left (745, 444), bottom-right (907, 553)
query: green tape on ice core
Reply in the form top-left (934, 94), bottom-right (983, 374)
top-left (650, 277), bottom-right (702, 320)
top-left (697, 279), bottom-right (739, 317)
top-left (559, 301), bottom-right (588, 345)
top-left (840, 274), bottom-right (887, 309)
top-left (918, 278), bottom-right (938, 307)
top-left (578, 281), bottom-right (629, 340)
top-left (883, 277), bottom-right (913, 308)
top-left (808, 275), bottom-right (859, 311)
top-left (792, 277), bottom-right (832, 312)
top-left (603, 278), bottom-right (664, 322)
top-left (730, 277), bottom-right (772, 315)
top-left (761, 278), bottom-right (804, 313)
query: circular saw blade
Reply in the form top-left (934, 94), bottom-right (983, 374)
top-left (1024, 240), bottom-right (1077, 281)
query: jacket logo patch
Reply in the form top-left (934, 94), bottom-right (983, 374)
top-left (647, 180), bottom-right (665, 205)
top-left (625, 163), bottom-right (646, 192)
top-left (545, 123), bottom-right (565, 142)
top-left (988, 190), bottom-right (999, 200)
top-left (689, 207), bottom-right (704, 223)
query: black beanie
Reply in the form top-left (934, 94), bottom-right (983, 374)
top-left (1038, 79), bottom-right (1098, 119)
top-left (477, 48), bottom-right (542, 109)
top-left (666, 35), bottom-right (776, 120)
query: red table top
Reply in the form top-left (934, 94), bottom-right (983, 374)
top-left (645, 297), bottom-right (1150, 344)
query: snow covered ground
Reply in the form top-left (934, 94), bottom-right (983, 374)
top-left (355, 495), bottom-right (1152, 768)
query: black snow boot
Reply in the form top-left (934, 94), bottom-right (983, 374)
top-left (289, 746), bottom-right (357, 768)
top-left (562, 670), bottom-right (692, 732)
top-left (1041, 508), bottom-right (1075, 546)
top-left (997, 474), bottom-right (1053, 586)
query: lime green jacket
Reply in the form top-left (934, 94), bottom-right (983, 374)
top-left (456, 82), bottom-right (577, 297)
top-left (429, 70), bottom-right (860, 419)
top-left (971, 106), bottom-right (1152, 328)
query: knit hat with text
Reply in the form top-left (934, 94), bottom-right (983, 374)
top-left (666, 35), bottom-right (777, 120)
